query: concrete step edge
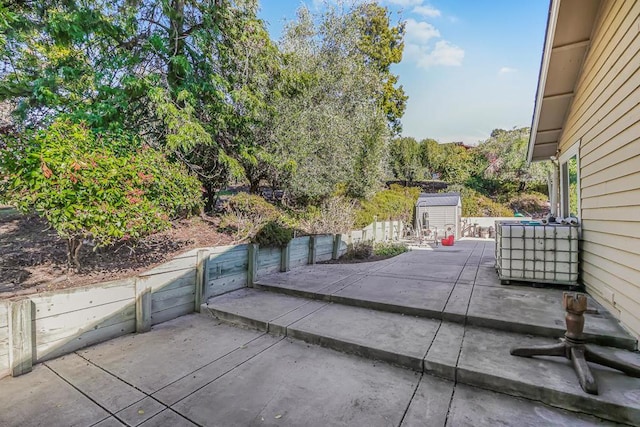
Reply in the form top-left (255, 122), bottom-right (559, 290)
top-left (253, 282), bottom-right (637, 350)
top-left (201, 302), bottom-right (424, 372)
top-left (456, 367), bottom-right (639, 426)
top-left (200, 303), bottom-right (638, 425)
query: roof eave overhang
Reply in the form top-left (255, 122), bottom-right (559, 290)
top-left (527, 0), bottom-right (561, 164)
top-left (527, 0), bottom-right (602, 164)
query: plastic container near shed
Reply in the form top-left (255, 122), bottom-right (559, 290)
top-left (441, 235), bottom-right (454, 246)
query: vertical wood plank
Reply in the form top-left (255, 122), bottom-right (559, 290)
top-left (332, 234), bottom-right (341, 260)
top-left (248, 244), bottom-right (259, 286)
top-left (195, 250), bottom-right (209, 312)
top-left (308, 236), bottom-right (317, 265)
top-left (381, 221), bottom-right (386, 242)
top-left (281, 243), bottom-right (291, 272)
top-left (373, 217), bottom-right (377, 242)
top-left (135, 280), bottom-right (151, 333)
top-left (9, 299), bottom-right (33, 376)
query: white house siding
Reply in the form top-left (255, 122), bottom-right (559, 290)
top-left (557, 0), bottom-right (640, 338)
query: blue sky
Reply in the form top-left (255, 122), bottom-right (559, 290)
top-left (258, 0), bottom-right (550, 145)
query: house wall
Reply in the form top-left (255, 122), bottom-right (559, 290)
top-left (557, 0), bottom-right (640, 338)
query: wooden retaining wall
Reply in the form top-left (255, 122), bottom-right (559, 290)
top-left (290, 236), bottom-right (311, 268)
top-left (205, 244), bottom-right (249, 300)
top-left (0, 302), bottom-right (8, 378)
top-left (0, 234), bottom-right (344, 379)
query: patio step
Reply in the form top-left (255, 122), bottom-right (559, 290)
top-left (201, 288), bottom-right (640, 426)
top-left (253, 269), bottom-right (637, 351)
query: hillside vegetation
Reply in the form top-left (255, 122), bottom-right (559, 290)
top-left (0, 2), bottom-right (548, 268)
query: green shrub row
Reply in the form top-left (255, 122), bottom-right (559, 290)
top-left (373, 241), bottom-right (408, 257)
top-left (355, 184), bottom-right (421, 228)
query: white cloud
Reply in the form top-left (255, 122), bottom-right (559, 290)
top-left (412, 5), bottom-right (441, 18)
top-left (405, 18), bottom-right (440, 43)
top-left (409, 40), bottom-right (464, 68)
top-left (499, 66), bottom-right (517, 75)
top-left (427, 41), bottom-right (464, 66)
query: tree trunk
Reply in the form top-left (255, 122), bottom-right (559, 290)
top-left (249, 179), bottom-right (260, 194)
top-left (204, 184), bottom-right (216, 212)
top-left (67, 238), bottom-right (83, 270)
top-left (167, 0), bottom-right (186, 94)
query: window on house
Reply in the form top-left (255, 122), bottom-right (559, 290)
top-left (561, 154), bottom-right (579, 218)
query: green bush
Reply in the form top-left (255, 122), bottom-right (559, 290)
top-left (0, 119), bottom-right (203, 267)
top-left (373, 242), bottom-right (408, 257)
top-left (355, 184), bottom-right (421, 228)
top-left (341, 241), bottom-right (373, 260)
top-left (447, 186), bottom-right (512, 217)
top-left (508, 192), bottom-right (549, 216)
top-left (298, 196), bottom-right (357, 235)
top-left (252, 221), bottom-right (294, 248)
top-left (220, 193), bottom-right (293, 241)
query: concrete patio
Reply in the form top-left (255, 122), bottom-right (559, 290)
top-left (1, 239), bottom-right (639, 426)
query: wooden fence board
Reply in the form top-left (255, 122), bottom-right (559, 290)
top-left (207, 244), bottom-right (249, 255)
top-left (290, 244), bottom-right (309, 267)
top-left (208, 263), bottom-right (248, 280)
top-left (0, 302), bottom-right (7, 328)
top-left (206, 272), bottom-right (248, 299)
top-left (151, 302), bottom-right (194, 326)
top-left (316, 235), bottom-right (334, 247)
top-left (36, 319), bottom-right (135, 362)
top-left (151, 292), bottom-right (195, 314)
top-left (34, 300), bottom-right (135, 346)
top-left (152, 283), bottom-right (195, 304)
top-left (208, 254), bottom-right (249, 268)
top-left (209, 251), bottom-right (249, 264)
top-left (260, 254), bottom-right (282, 264)
top-left (0, 354), bottom-right (9, 378)
top-left (0, 326), bottom-right (8, 361)
top-left (207, 254), bottom-right (249, 279)
top-left (138, 256), bottom-right (197, 277)
top-left (290, 236), bottom-right (312, 243)
top-left (290, 247), bottom-right (309, 256)
top-left (137, 269), bottom-right (195, 293)
top-left (257, 247), bottom-right (281, 270)
top-left (172, 244), bottom-right (246, 259)
top-left (31, 279), bottom-right (135, 320)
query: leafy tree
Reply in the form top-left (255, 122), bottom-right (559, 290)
top-left (272, 4), bottom-right (394, 202)
top-left (0, 120), bottom-right (202, 267)
top-left (388, 136), bottom-right (422, 183)
top-left (475, 127), bottom-right (550, 193)
top-left (0, 0), bottom-right (282, 207)
top-left (355, 184), bottom-right (421, 227)
top-left (354, 2), bottom-right (407, 134)
top-left (418, 139), bottom-right (475, 184)
top-left (446, 185), bottom-right (513, 217)
top-left (418, 138), bottom-right (440, 177)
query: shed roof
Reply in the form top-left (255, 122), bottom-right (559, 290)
top-left (416, 192), bottom-right (461, 207)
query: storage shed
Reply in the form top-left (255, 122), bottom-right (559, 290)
top-left (414, 193), bottom-right (462, 239)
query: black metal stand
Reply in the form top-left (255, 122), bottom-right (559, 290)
top-left (510, 292), bottom-right (640, 395)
